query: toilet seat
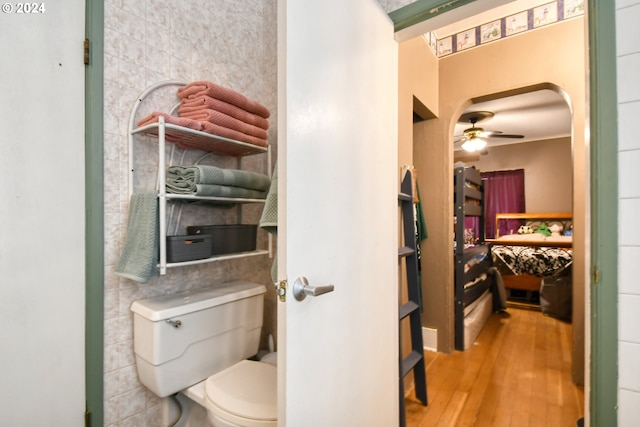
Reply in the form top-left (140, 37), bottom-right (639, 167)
top-left (205, 360), bottom-right (277, 427)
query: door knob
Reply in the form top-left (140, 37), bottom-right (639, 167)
top-left (292, 276), bottom-right (334, 301)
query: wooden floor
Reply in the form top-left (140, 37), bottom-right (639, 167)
top-left (405, 307), bottom-right (584, 427)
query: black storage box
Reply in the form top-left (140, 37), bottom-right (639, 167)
top-left (540, 276), bottom-right (572, 321)
top-left (166, 234), bottom-right (213, 262)
top-left (186, 225), bottom-right (257, 255)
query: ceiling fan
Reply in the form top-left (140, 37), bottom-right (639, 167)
top-left (455, 111), bottom-right (524, 152)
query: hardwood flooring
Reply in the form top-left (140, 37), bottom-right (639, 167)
top-left (405, 307), bottom-right (584, 427)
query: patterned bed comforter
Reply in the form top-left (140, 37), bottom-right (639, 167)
top-left (491, 245), bottom-right (573, 277)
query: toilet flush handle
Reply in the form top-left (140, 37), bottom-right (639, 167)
top-left (292, 276), bottom-right (334, 301)
top-left (166, 319), bottom-right (182, 328)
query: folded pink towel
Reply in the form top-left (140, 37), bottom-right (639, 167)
top-left (178, 96), bottom-right (270, 130)
top-left (177, 81), bottom-right (270, 119)
top-left (137, 112), bottom-right (204, 131)
top-left (136, 112), bottom-right (205, 146)
top-left (179, 108), bottom-right (268, 140)
top-left (136, 111), bottom-right (268, 152)
top-left (201, 121), bottom-right (268, 148)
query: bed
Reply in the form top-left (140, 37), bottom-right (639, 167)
top-left (455, 245), bottom-right (502, 350)
top-left (485, 212), bottom-right (573, 300)
top-left (454, 166), bottom-right (507, 350)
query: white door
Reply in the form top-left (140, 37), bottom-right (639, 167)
top-left (0, 1), bottom-right (86, 425)
top-left (277, 0), bottom-right (399, 425)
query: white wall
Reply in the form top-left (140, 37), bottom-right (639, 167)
top-left (103, 1), bottom-right (277, 425)
top-left (0, 0), bottom-right (86, 425)
top-left (617, 1), bottom-right (640, 426)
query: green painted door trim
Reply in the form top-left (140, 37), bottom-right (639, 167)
top-left (85, 0), bottom-right (105, 424)
top-left (389, 1), bottom-right (619, 425)
top-left (587, 1), bottom-right (618, 426)
top-left (389, 0), bottom-right (476, 33)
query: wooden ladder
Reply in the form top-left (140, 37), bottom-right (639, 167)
top-left (398, 169), bottom-right (428, 427)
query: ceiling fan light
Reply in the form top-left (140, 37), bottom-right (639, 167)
top-left (461, 137), bottom-right (487, 152)
top-left (461, 140), bottom-right (475, 152)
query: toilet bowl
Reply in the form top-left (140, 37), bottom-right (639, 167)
top-left (259, 352), bottom-right (277, 366)
top-left (180, 359), bottom-right (276, 427)
top-left (204, 360), bottom-right (277, 427)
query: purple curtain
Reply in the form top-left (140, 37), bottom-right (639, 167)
top-left (481, 169), bottom-right (525, 238)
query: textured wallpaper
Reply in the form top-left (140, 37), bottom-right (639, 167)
top-left (103, 0), bottom-right (277, 425)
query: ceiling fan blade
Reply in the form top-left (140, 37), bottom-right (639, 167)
top-left (487, 133), bottom-right (525, 139)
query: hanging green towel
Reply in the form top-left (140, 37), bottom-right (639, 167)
top-left (114, 191), bottom-right (159, 283)
top-left (415, 183), bottom-right (428, 241)
top-left (415, 183), bottom-right (427, 312)
top-left (260, 163), bottom-right (278, 282)
top-left (259, 163), bottom-right (278, 234)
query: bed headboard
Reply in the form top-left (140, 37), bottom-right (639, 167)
top-left (494, 212), bottom-right (573, 238)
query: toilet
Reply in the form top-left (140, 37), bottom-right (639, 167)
top-left (130, 280), bottom-right (277, 427)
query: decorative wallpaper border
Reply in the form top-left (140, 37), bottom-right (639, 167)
top-left (425, 0), bottom-right (584, 57)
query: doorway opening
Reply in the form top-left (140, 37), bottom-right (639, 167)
top-left (402, 2), bottom-right (589, 425)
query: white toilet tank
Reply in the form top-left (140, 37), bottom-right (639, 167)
top-left (131, 280), bottom-right (266, 398)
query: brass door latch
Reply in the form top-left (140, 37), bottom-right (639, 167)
top-left (276, 280), bottom-right (287, 302)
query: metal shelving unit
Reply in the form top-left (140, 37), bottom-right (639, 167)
top-left (128, 81), bottom-right (272, 275)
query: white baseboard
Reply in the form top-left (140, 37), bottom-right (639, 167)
top-left (422, 327), bottom-right (437, 352)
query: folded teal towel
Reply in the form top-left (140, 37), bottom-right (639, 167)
top-left (167, 165), bottom-right (270, 192)
top-left (168, 182), bottom-right (267, 199)
top-left (114, 192), bottom-right (159, 283)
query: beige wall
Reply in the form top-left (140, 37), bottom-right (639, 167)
top-left (464, 137), bottom-right (573, 214)
top-left (398, 36), bottom-right (439, 169)
top-left (397, 34), bottom-right (439, 386)
top-left (409, 16), bottom-right (585, 384)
